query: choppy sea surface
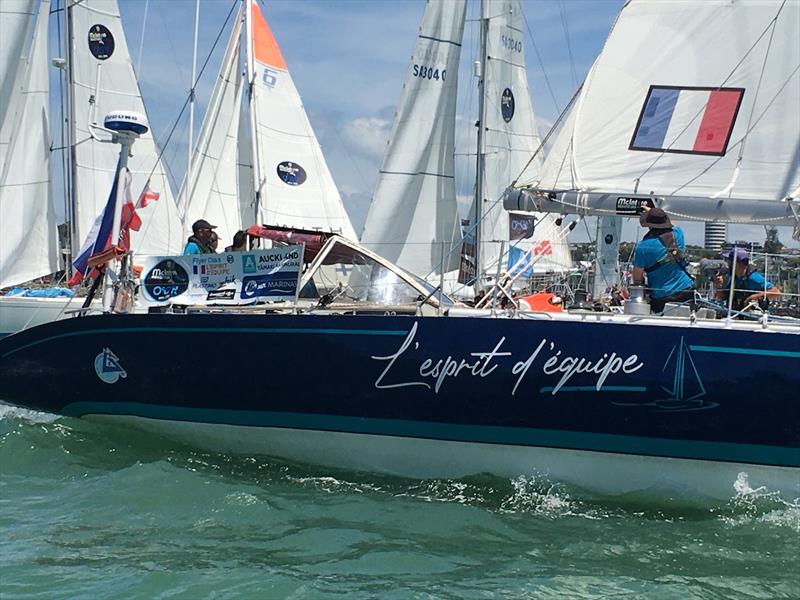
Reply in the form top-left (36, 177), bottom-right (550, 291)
top-left (1, 404), bottom-right (798, 600)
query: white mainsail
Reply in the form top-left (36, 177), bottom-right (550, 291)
top-left (180, 6), bottom-right (244, 248)
top-left (245, 1), bottom-right (355, 238)
top-left (0, 0), bottom-right (57, 288)
top-left (512, 0), bottom-right (800, 224)
top-left (475, 0), bottom-right (571, 275)
top-left (360, 0), bottom-right (466, 276)
top-left (68, 0), bottom-right (183, 255)
top-left (0, 0), bottom-right (36, 148)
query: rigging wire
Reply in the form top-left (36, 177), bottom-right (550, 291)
top-left (557, 0), bottom-right (578, 89)
top-left (135, 0), bottom-right (149, 78)
top-left (124, 0), bottom-right (239, 233)
top-left (520, 6), bottom-right (560, 115)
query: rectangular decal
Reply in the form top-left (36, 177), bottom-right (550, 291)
top-left (629, 86), bottom-right (744, 156)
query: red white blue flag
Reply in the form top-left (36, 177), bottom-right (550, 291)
top-left (629, 86), bottom-right (744, 156)
top-left (69, 165), bottom-right (160, 286)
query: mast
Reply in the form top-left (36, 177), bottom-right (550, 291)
top-left (64, 0), bottom-right (78, 271)
top-left (183, 0), bottom-right (200, 225)
top-left (244, 0), bottom-right (263, 226)
top-left (473, 0), bottom-right (489, 292)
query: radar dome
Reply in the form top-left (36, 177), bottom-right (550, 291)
top-left (104, 111), bottom-right (149, 135)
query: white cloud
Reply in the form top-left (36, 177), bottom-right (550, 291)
top-left (340, 117), bottom-right (392, 160)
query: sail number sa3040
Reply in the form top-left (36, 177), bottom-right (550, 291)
top-left (412, 64), bottom-right (446, 82)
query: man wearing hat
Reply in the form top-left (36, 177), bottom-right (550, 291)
top-left (631, 207), bottom-right (695, 313)
top-left (183, 219), bottom-right (217, 255)
top-left (715, 247), bottom-right (781, 310)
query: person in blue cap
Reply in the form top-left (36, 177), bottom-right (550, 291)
top-left (631, 207), bottom-right (695, 313)
top-left (715, 247), bottom-right (781, 310)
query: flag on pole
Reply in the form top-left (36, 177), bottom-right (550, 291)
top-left (68, 164), bottom-right (123, 287)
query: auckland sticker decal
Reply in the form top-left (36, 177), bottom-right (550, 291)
top-left (276, 161), bottom-right (307, 186)
top-left (88, 24), bottom-right (115, 60)
top-left (94, 348), bottom-right (127, 384)
top-left (501, 88), bottom-right (515, 123)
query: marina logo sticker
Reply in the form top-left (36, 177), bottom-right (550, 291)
top-left (143, 259), bottom-right (189, 302)
top-left (242, 254), bottom-right (257, 273)
top-left (501, 88), bottom-right (515, 123)
top-left (277, 161), bottom-right (307, 186)
top-left (88, 25), bottom-right (115, 60)
top-left (94, 348), bottom-right (127, 384)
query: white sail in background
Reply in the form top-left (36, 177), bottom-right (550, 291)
top-left (517, 0), bottom-right (800, 223)
top-left (68, 0), bottom-right (183, 255)
top-left (0, 0), bottom-right (36, 154)
top-left (475, 0), bottom-right (571, 275)
top-left (0, 0), bottom-right (57, 288)
top-left (361, 0), bottom-right (466, 276)
top-left (181, 7), bottom-right (244, 248)
top-left (246, 1), bottom-right (355, 239)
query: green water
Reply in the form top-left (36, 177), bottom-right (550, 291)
top-left (1, 406), bottom-right (798, 599)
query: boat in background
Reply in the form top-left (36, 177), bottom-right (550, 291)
top-left (360, 0), bottom-right (572, 291)
top-left (0, 0), bottom-right (59, 298)
top-left (181, 0), bottom-right (356, 247)
top-left (0, 0), bottom-right (183, 335)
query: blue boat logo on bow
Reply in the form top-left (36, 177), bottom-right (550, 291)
top-left (656, 337), bottom-right (716, 411)
top-left (94, 348), bottom-right (127, 385)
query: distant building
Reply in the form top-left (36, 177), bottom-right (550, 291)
top-left (704, 222), bottom-right (727, 251)
top-left (731, 240), bottom-right (764, 254)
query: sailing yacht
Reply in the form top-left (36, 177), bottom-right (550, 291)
top-left (0, 0), bottom-right (182, 336)
top-left (0, 0), bottom-right (798, 504)
top-left (180, 0), bottom-right (356, 248)
top-left (360, 0), bottom-right (572, 288)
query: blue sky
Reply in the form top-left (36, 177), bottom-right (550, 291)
top-left (54, 0), bottom-right (795, 249)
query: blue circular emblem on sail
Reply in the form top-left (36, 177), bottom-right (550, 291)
top-left (501, 88), bottom-right (515, 123)
top-left (277, 161), bottom-right (307, 186)
top-left (88, 25), bottom-right (115, 60)
top-left (143, 259), bottom-right (189, 302)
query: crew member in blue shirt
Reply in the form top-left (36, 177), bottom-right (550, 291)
top-left (715, 247), bottom-right (781, 310)
top-left (631, 207), bottom-right (695, 313)
top-left (183, 219), bottom-right (217, 255)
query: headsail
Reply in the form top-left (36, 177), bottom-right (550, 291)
top-left (0, 0), bottom-right (57, 288)
top-left (246, 1), bottom-right (355, 239)
top-left (510, 0), bottom-right (800, 224)
top-left (67, 0), bottom-right (183, 255)
top-left (475, 0), bottom-right (572, 275)
top-left (181, 6), bottom-right (244, 249)
top-left (360, 0), bottom-right (466, 276)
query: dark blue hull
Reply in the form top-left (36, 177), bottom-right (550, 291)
top-left (1, 312), bottom-right (798, 497)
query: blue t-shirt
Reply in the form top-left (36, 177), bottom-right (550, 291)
top-left (733, 269), bottom-right (773, 292)
top-left (183, 241), bottom-right (203, 255)
top-left (633, 228), bottom-right (693, 299)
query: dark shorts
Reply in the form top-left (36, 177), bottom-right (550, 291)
top-left (650, 289), bottom-right (695, 313)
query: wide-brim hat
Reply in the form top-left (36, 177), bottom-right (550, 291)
top-left (192, 219), bottom-right (217, 232)
top-left (639, 208), bottom-right (672, 229)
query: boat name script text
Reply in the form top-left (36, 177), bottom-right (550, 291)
top-left (371, 322), bottom-right (644, 395)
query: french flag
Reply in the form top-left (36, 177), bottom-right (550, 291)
top-left (68, 163), bottom-right (123, 287)
top-left (630, 86), bottom-right (744, 156)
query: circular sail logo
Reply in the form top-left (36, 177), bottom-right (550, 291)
top-left (501, 88), bottom-right (515, 123)
top-left (143, 259), bottom-right (189, 301)
top-left (94, 348), bottom-right (126, 384)
top-left (88, 25), bottom-right (115, 60)
top-left (277, 161), bottom-right (307, 186)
